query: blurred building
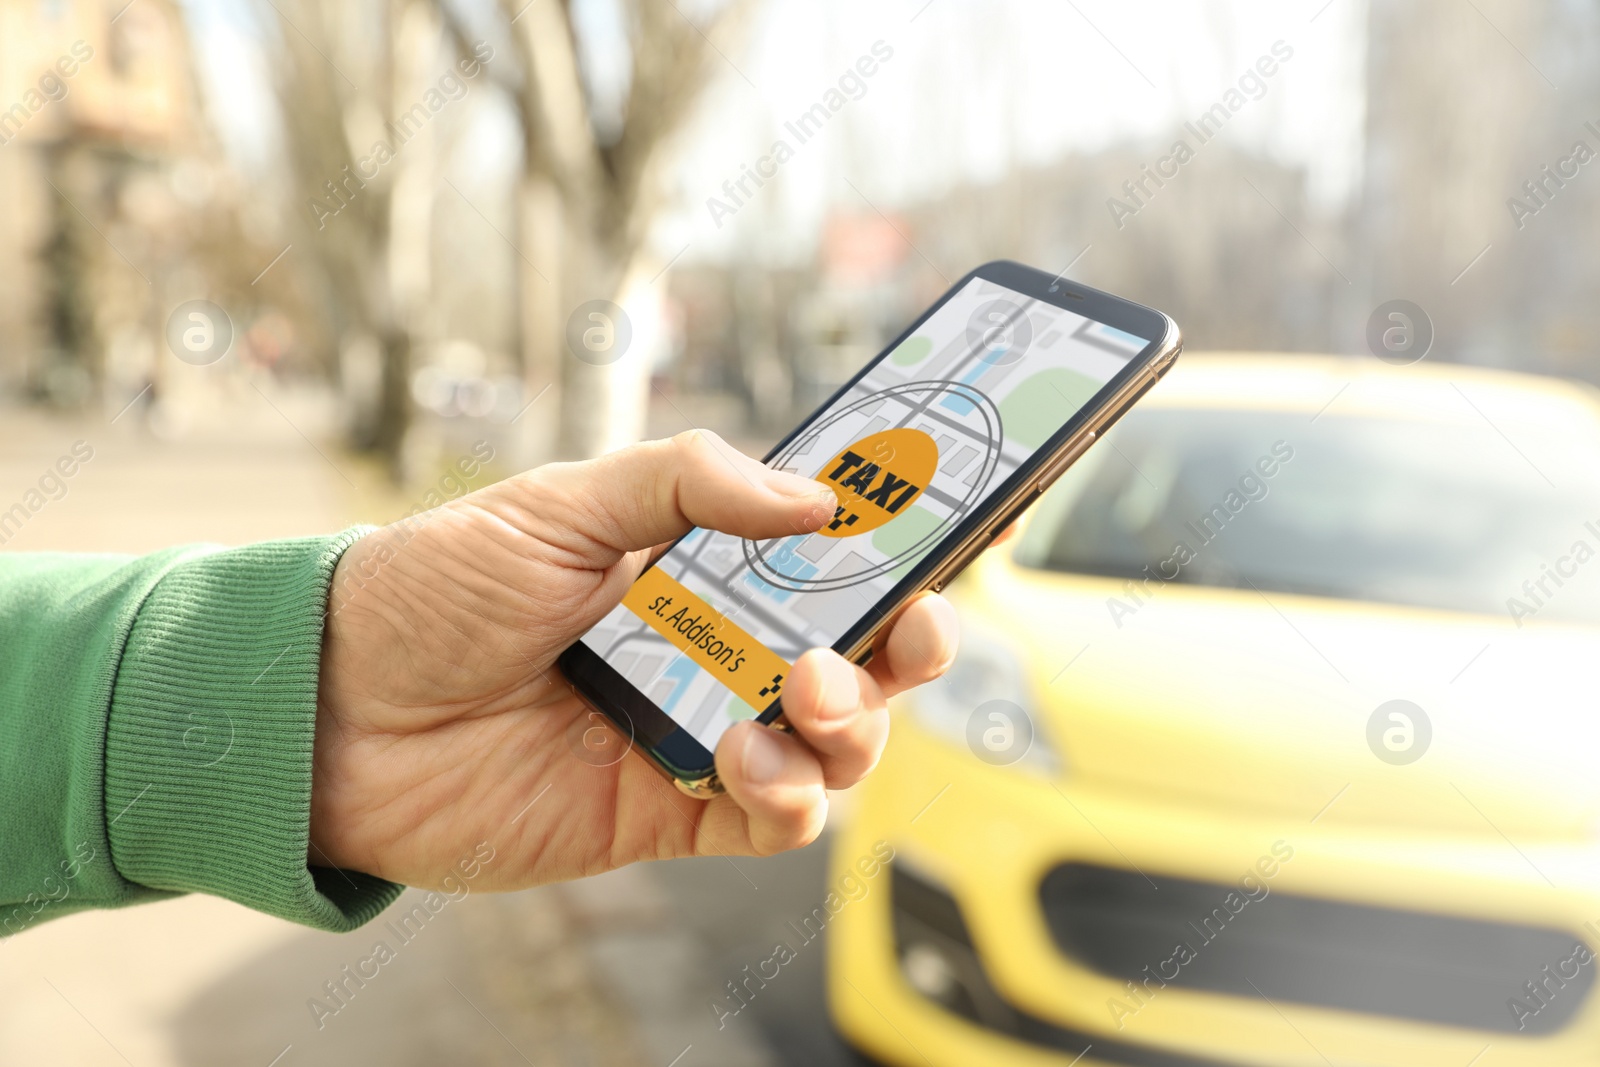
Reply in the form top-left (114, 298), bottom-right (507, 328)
top-left (664, 144), bottom-right (1350, 440)
top-left (790, 214), bottom-right (921, 410)
top-left (0, 0), bottom-right (196, 400)
top-left (665, 214), bottom-right (923, 434)
top-left (1363, 0), bottom-right (1600, 379)
top-left (900, 145), bottom-right (1349, 357)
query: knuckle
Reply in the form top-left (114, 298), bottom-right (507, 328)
top-left (672, 427), bottom-right (721, 455)
top-left (765, 816), bottom-right (823, 856)
top-left (752, 793), bottom-right (827, 856)
top-left (825, 753), bottom-right (879, 791)
top-left (672, 428), bottom-right (735, 474)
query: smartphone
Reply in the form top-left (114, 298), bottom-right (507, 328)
top-left (558, 260), bottom-right (1181, 795)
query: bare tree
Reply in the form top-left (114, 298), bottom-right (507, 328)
top-left (257, 0), bottom-right (444, 469)
top-left (443, 0), bottom-right (753, 460)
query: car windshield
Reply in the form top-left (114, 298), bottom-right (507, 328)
top-left (1013, 404), bottom-right (1600, 624)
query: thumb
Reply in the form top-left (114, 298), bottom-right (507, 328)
top-left (549, 429), bottom-right (837, 552)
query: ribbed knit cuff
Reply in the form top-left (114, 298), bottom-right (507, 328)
top-left (105, 529), bottom-right (402, 931)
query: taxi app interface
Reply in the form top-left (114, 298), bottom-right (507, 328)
top-left (580, 277), bottom-right (1152, 752)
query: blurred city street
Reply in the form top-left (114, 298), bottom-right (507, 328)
top-left (0, 404), bottom-right (363, 557)
top-left (5, 0), bottom-right (1600, 1063)
top-left (0, 395), bottom-right (846, 1067)
top-left (0, 830), bottom-right (841, 1067)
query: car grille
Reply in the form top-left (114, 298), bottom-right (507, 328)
top-left (890, 864), bottom-right (1255, 1066)
top-left (1039, 862), bottom-right (1593, 1035)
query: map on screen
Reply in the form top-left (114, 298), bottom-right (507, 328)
top-left (578, 276), bottom-right (1152, 752)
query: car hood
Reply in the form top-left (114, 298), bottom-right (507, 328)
top-left (952, 551), bottom-right (1600, 840)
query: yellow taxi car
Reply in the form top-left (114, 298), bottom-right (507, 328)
top-left (829, 354), bottom-right (1600, 1067)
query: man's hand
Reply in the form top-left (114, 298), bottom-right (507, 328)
top-left (309, 431), bottom-right (959, 892)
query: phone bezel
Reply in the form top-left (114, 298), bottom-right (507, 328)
top-left (558, 260), bottom-right (1179, 790)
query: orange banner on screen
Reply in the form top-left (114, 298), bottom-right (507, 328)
top-left (622, 567), bottom-right (793, 710)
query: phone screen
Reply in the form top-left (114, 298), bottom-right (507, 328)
top-left (576, 274), bottom-right (1157, 754)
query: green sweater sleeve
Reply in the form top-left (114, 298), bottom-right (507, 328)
top-left (0, 531), bottom-right (402, 936)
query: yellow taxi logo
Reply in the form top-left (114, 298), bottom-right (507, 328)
top-left (816, 427), bottom-right (938, 537)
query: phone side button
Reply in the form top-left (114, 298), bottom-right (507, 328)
top-left (1035, 431), bottom-right (1097, 492)
top-left (930, 536), bottom-right (988, 594)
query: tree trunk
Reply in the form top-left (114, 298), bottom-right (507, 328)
top-left (513, 173), bottom-right (564, 462)
top-left (553, 232), bottom-right (653, 460)
top-left (372, 328), bottom-right (412, 463)
top-left (483, 0), bottom-right (749, 459)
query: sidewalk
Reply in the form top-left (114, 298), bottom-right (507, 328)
top-left (0, 392), bottom-right (655, 1066)
top-left (0, 389), bottom-right (822, 1067)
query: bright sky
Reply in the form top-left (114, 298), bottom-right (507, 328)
top-left (663, 0), bottom-right (1368, 263)
top-left (180, 0), bottom-right (1368, 267)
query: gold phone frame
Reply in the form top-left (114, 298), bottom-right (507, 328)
top-left (561, 265), bottom-right (1182, 800)
top-left (665, 328), bottom-right (1183, 798)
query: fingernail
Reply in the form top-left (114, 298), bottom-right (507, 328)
top-left (800, 493), bottom-right (836, 530)
top-left (815, 653), bottom-right (862, 721)
top-left (742, 726), bottom-right (787, 785)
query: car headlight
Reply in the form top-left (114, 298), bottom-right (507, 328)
top-left (905, 624), bottom-right (1062, 777)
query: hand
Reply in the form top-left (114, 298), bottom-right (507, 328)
top-left (309, 430), bottom-right (960, 891)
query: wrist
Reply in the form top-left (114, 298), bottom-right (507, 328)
top-left (309, 545), bottom-right (365, 873)
top-left (110, 529), bottom-right (401, 929)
